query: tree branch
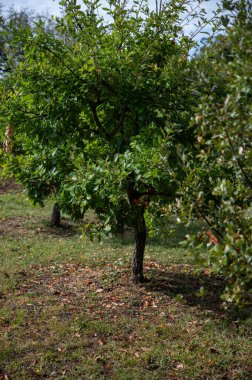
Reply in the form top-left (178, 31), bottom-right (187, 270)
top-left (89, 101), bottom-right (103, 130)
top-left (43, 45), bottom-right (80, 80)
top-left (225, 129), bottom-right (252, 189)
top-left (107, 106), bottom-right (129, 139)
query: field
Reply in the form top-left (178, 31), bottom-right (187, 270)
top-left (0, 182), bottom-right (251, 380)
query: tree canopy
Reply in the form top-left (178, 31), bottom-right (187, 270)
top-left (0, 0), bottom-right (202, 282)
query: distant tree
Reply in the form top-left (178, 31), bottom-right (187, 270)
top-left (0, 6), bottom-right (36, 74)
top-left (0, 6), bottom-right (67, 226)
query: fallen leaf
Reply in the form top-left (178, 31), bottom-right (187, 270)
top-left (98, 338), bottom-right (106, 346)
top-left (208, 359), bottom-right (216, 367)
top-left (96, 288), bottom-right (104, 293)
top-left (141, 347), bottom-right (150, 352)
top-left (176, 363), bottom-right (184, 370)
top-left (95, 356), bottom-right (104, 363)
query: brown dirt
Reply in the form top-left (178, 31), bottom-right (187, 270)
top-left (0, 261), bottom-right (177, 323)
top-left (0, 178), bottom-right (23, 194)
top-left (0, 216), bottom-right (80, 239)
top-left (0, 217), bottom-right (31, 237)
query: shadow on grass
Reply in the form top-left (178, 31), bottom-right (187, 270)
top-left (145, 267), bottom-right (225, 313)
top-left (144, 268), bottom-right (252, 321)
top-left (39, 218), bottom-right (81, 238)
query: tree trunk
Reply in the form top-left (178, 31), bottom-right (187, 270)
top-left (131, 205), bottom-right (147, 283)
top-left (51, 203), bottom-right (61, 227)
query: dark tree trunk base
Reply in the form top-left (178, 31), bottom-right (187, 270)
top-left (51, 203), bottom-right (61, 227)
top-left (131, 205), bottom-right (147, 284)
top-left (132, 275), bottom-right (150, 285)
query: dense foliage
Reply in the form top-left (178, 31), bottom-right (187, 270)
top-left (1, 0), bottom-right (251, 304)
top-left (0, 0), bottom-right (201, 282)
top-left (181, 0), bottom-right (252, 305)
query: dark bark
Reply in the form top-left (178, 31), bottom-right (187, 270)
top-left (131, 205), bottom-right (147, 284)
top-left (51, 203), bottom-right (61, 227)
top-left (127, 178), bottom-right (147, 283)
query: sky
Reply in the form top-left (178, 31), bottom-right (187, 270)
top-left (1, 0), bottom-right (221, 44)
top-left (1, 0), bottom-right (62, 15)
top-left (1, 0), bottom-right (219, 17)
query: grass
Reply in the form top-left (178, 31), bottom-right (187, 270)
top-left (0, 187), bottom-right (251, 379)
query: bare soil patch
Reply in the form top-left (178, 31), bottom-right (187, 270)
top-left (0, 216), bottom-right (31, 237)
top-left (0, 216), bottom-right (79, 238)
top-left (0, 178), bottom-right (22, 194)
